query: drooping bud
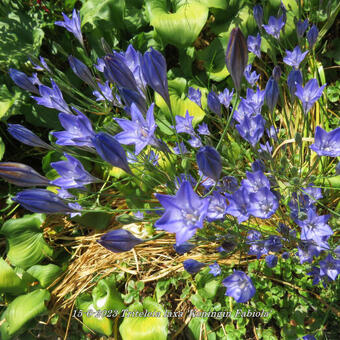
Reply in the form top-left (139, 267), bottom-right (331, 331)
top-left (0, 162), bottom-right (49, 187)
top-left (264, 77), bottom-right (279, 112)
top-left (225, 27), bottom-right (248, 92)
top-left (93, 132), bottom-right (132, 174)
top-left (97, 229), bottom-right (143, 253)
top-left (196, 146), bottom-right (222, 181)
top-left (253, 5), bottom-right (263, 29)
top-left (8, 124), bottom-right (52, 149)
top-left (68, 56), bottom-right (96, 87)
top-left (141, 48), bottom-right (170, 108)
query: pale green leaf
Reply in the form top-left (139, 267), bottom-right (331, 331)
top-left (27, 264), bottom-right (62, 288)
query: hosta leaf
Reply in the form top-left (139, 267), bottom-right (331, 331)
top-left (187, 317), bottom-right (216, 340)
top-left (155, 77), bottom-right (205, 126)
top-left (196, 0), bottom-right (227, 9)
top-left (0, 214), bottom-right (53, 269)
top-left (0, 289), bottom-right (50, 340)
top-left (27, 264), bottom-right (62, 288)
top-left (119, 297), bottom-right (168, 340)
top-left (0, 85), bottom-right (22, 122)
top-left (146, 0), bottom-right (208, 47)
top-left (0, 258), bottom-right (27, 294)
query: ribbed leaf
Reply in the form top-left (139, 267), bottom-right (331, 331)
top-left (27, 264), bottom-right (62, 288)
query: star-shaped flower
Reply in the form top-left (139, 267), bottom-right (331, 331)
top-left (263, 16), bottom-right (285, 39)
top-left (283, 46), bottom-right (308, 69)
top-left (310, 126), bottom-right (340, 157)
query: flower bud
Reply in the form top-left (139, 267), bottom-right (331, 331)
top-left (97, 229), bottom-right (143, 253)
top-left (68, 56), bottom-right (96, 87)
top-left (8, 124), bottom-right (52, 149)
top-left (264, 77), bottom-right (279, 112)
top-left (307, 25), bottom-right (318, 49)
top-left (12, 189), bottom-right (78, 213)
top-left (287, 69), bottom-right (303, 98)
top-left (225, 27), bottom-right (248, 92)
top-left (253, 5), bottom-right (263, 28)
top-left (272, 65), bottom-right (282, 82)
top-left (93, 132), bottom-right (132, 174)
top-left (0, 162), bottom-right (49, 187)
top-left (9, 68), bottom-right (40, 95)
top-left (141, 48), bottom-right (170, 108)
top-left (296, 19), bottom-right (309, 38)
top-left (183, 259), bottom-right (206, 274)
top-left (207, 91), bottom-right (221, 115)
top-left (196, 146), bottom-right (222, 181)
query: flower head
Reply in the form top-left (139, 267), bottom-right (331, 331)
top-left (264, 77), bottom-right (279, 112)
top-left (68, 56), bottom-right (96, 87)
top-left (209, 262), bottom-right (221, 276)
top-left (155, 181), bottom-right (209, 245)
top-left (206, 192), bottom-right (227, 221)
top-left (247, 33), bottom-right (261, 58)
top-left (283, 46), bottom-right (308, 69)
top-left (236, 114), bottom-right (265, 146)
top-left (9, 68), bottom-right (40, 94)
top-left (253, 5), bottom-right (263, 29)
top-left (175, 111), bottom-right (195, 135)
top-left (244, 64), bottom-right (260, 86)
top-left (183, 259), bottom-right (206, 274)
top-left (307, 25), bottom-right (318, 48)
top-left (55, 9), bottom-right (83, 46)
top-left (319, 254), bottom-right (340, 281)
top-left (296, 19), bottom-right (309, 38)
top-left (248, 187), bottom-right (279, 219)
top-left (222, 271), bottom-right (256, 303)
top-left (287, 69), bottom-right (303, 98)
top-left (188, 87), bottom-right (202, 107)
top-left (263, 16), bottom-right (285, 39)
top-left (226, 187), bottom-right (250, 223)
top-left (265, 255), bottom-right (278, 268)
top-left (196, 146), bottom-right (222, 181)
top-left (207, 90), bottom-right (221, 115)
top-left (218, 88), bottom-right (234, 108)
top-left (197, 123), bottom-right (210, 136)
top-left (310, 126), bottom-right (340, 157)
top-left (241, 170), bottom-right (271, 193)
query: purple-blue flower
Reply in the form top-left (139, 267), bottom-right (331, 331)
top-left (283, 46), bottom-right (308, 69)
top-left (307, 25), bottom-right (318, 48)
top-left (12, 189), bottom-right (79, 214)
top-left (222, 270), bottom-right (256, 303)
top-left (296, 19), bottom-right (309, 38)
top-left (297, 240), bottom-right (325, 264)
top-left (295, 79), bottom-right (326, 114)
top-left (51, 109), bottom-right (95, 148)
top-left (55, 9), bottom-right (83, 46)
top-left (173, 142), bottom-right (188, 155)
top-left (319, 253), bottom-right (340, 281)
top-left (310, 126), bottom-right (340, 157)
top-left (221, 176), bottom-right (238, 193)
top-left (207, 91), bottom-right (221, 115)
top-left (264, 77), bottom-right (279, 112)
top-left (253, 5), bottom-right (263, 29)
top-left (272, 66), bottom-right (282, 82)
top-left (155, 180), bottom-right (209, 245)
top-left (175, 111), bottom-right (195, 135)
top-left (183, 259), bottom-right (206, 274)
top-left (248, 187), bottom-right (279, 219)
top-left (97, 229), bottom-right (144, 253)
top-left (32, 79), bottom-right (71, 114)
top-left (265, 255), bottom-right (278, 268)
top-left (241, 170), bottom-right (270, 193)
top-left (8, 124), bottom-right (52, 149)
top-left (206, 192), bottom-right (227, 221)
top-left (51, 154), bottom-right (100, 189)
top-left (188, 87), bottom-right (202, 107)
top-left (0, 162), bottom-right (49, 187)
top-left (9, 68), bottom-right (40, 95)
top-left (115, 103), bottom-right (158, 155)
top-left (245, 87), bottom-right (265, 115)
top-left (246, 230), bottom-right (267, 259)
top-left (196, 146), bottom-right (222, 181)
top-left (247, 33), bottom-right (261, 58)
top-left (287, 69), bottom-right (303, 98)
top-left (297, 208), bottom-right (333, 244)
top-left (263, 16), bottom-right (285, 39)
top-left (188, 135), bottom-right (202, 148)
top-left (93, 132), bottom-right (132, 174)
top-left (218, 88), bottom-right (234, 108)
top-left (93, 81), bottom-right (117, 103)
top-left (209, 262), bottom-right (221, 276)
top-left (225, 187), bottom-right (250, 223)
top-left (68, 56), bottom-right (96, 87)
top-left (236, 114), bottom-right (265, 146)
top-left (197, 123), bottom-right (210, 135)
top-left (267, 125), bottom-right (279, 141)
top-left (244, 64), bottom-right (260, 86)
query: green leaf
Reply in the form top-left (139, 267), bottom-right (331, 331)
top-left (196, 0), bottom-right (227, 9)
top-left (0, 289), bottom-right (50, 340)
top-left (27, 264), bottom-right (62, 288)
top-left (146, 0), bottom-right (209, 47)
top-left (0, 85), bottom-right (22, 122)
top-left (155, 77), bottom-right (205, 126)
top-left (0, 258), bottom-right (28, 294)
top-left (0, 136), bottom-right (4, 161)
top-left (119, 297), bottom-right (168, 340)
top-left (71, 211), bottom-right (112, 230)
top-left (0, 214), bottom-right (53, 269)
top-left (187, 317), bottom-right (216, 340)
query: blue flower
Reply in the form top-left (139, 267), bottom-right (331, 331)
top-left (245, 87), bottom-right (265, 115)
top-left (55, 9), bottom-right (83, 46)
top-left (265, 255), bottom-right (278, 268)
top-left (32, 79), bottom-right (71, 114)
top-left (93, 81), bottom-right (119, 104)
top-left (115, 103), bottom-right (158, 155)
top-left (188, 136), bottom-right (202, 148)
top-left (98, 229), bottom-right (143, 253)
top-left (173, 142), bottom-right (188, 155)
top-left (246, 230), bottom-right (267, 259)
top-left (197, 123), bottom-right (210, 135)
top-left (241, 170), bottom-right (271, 193)
top-left (263, 16), bottom-right (285, 39)
top-left (272, 65), bottom-right (282, 82)
top-left (283, 46), bottom-right (308, 69)
top-left (264, 236), bottom-right (282, 252)
top-left (209, 262), bottom-right (221, 276)
top-left (8, 124), bottom-right (51, 149)
top-left (253, 5), bottom-right (263, 28)
top-left (221, 176), bottom-right (238, 193)
top-left (222, 270), bottom-right (256, 303)
top-left (196, 146), bottom-right (222, 181)
top-left (188, 87), bottom-right (202, 107)
top-left (307, 25), bottom-right (318, 48)
top-left (248, 187), bottom-right (279, 219)
top-left (183, 259), bottom-right (206, 274)
top-left (51, 154), bottom-right (100, 189)
top-left (244, 64), bottom-right (260, 86)
top-left (287, 69), bottom-right (303, 99)
top-left (218, 88), bottom-right (234, 109)
top-left (175, 111), bottom-right (195, 135)
top-left (173, 242), bottom-right (195, 254)
top-left (207, 90), bottom-right (221, 115)
top-left (264, 77), bottom-right (279, 112)
top-left (258, 142), bottom-right (273, 154)
top-left (207, 192), bottom-right (227, 221)
top-left (12, 189), bottom-right (79, 214)
top-left (9, 68), bottom-right (40, 95)
top-left (266, 125), bottom-right (279, 141)
top-left (247, 33), bottom-right (261, 58)
top-left (310, 126), bottom-right (340, 157)
top-left (155, 180), bottom-right (209, 245)
top-left (51, 109), bottom-right (95, 148)
top-left (0, 162), bottom-right (49, 187)
top-left (295, 79), bottom-right (326, 114)
top-left (297, 240), bottom-right (325, 264)
top-left (236, 114), bottom-right (265, 146)
top-left (226, 187), bottom-right (250, 223)
top-left (319, 253), bottom-right (340, 281)
top-left (68, 56), bottom-right (96, 87)
top-left (93, 132), bottom-right (132, 174)
top-left (303, 335), bottom-right (316, 340)
top-left (296, 19), bottom-right (309, 38)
